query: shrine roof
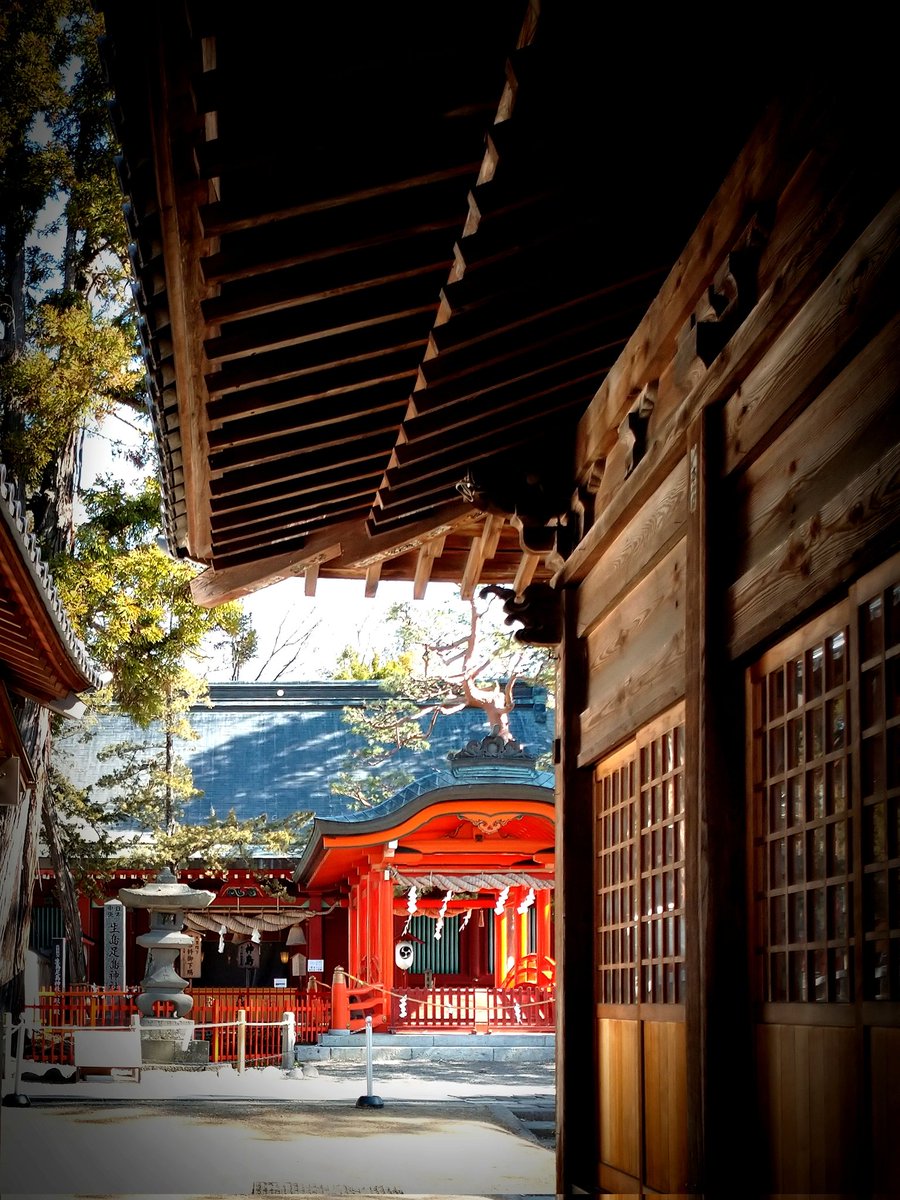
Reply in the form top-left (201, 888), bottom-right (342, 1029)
top-left (52, 679), bottom-right (552, 826)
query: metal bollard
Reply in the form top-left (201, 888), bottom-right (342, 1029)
top-left (355, 1015), bottom-right (383, 1109)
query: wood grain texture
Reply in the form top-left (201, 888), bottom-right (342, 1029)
top-left (756, 1023), bottom-right (860, 1193)
top-left (723, 189), bottom-right (900, 476)
top-left (871, 1026), bottom-right (900, 1198)
top-left (598, 1017), bottom-right (641, 1180)
top-left (643, 1019), bottom-right (688, 1193)
top-left (580, 540), bottom-right (685, 767)
top-left (729, 440), bottom-right (900, 660)
top-left (577, 461), bottom-right (687, 639)
top-left (733, 311), bottom-right (900, 577)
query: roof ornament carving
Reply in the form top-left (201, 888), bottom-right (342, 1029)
top-left (448, 725), bottom-right (536, 772)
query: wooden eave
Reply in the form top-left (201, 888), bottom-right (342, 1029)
top-left (0, 465), bottom-right (100, 706)
top-left (98, 2), bottom-right (769, 606)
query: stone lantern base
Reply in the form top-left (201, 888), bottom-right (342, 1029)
top-left (139, 1018), bottom-right (210, 1066)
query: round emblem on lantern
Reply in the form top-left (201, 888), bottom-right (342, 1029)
top-left (395, 940), bottom-right (414, 969)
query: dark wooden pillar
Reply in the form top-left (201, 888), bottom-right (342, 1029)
top-left (684, 405), bottom-right (752, 1193)
top-left (556, 586), bottom-right (597, 1194)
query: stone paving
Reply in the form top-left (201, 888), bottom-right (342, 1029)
top-left (0, 1057), bottom-right (557, 1200)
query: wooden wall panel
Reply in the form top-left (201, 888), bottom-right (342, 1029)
top-left (723, 190), bottom-right (898, 480)
top-left (580, 539), bottom-right (685, 766)
top-left (643, 1019), bottom-right (688, 1193)
top-left (598, 1017), bottom-right (641, 1182)
top-left (871, 1026), bottom-right (900, 1199)
top-left (756, 1023), bottom-right (860, 1195)
top-left (728, 310), bottom-right (900, 659)
top-left (577, 461), bottom-right (687, 639)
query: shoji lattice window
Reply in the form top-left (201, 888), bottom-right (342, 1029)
top-left (639, 717), bottom-right (686, 1003)
top-left (859, 573), bottom-right (900, 1001)
top-left (750, 609), bottom-right (853, 1002)
top-left (596, 745), bottom-right (638, 1003)
top-left (595, 704), bottom-right (685, 1005)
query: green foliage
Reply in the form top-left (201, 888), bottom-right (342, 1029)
top-left (53, 477), bottom-right (246, 725)
top-left (0, 0), bottom-right (73, 256)
top-left (0, 299), bottom-right (143, 486)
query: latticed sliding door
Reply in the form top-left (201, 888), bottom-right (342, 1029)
top-left (594, 701), bottom-right (688, 1195)
top-left (748, 554), bottom-right (900, 1196)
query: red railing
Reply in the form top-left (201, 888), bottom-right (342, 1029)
top-left (24, 987), bottom-right (332, 1068)
top-left (391, 985), bottom-right (555, 1031)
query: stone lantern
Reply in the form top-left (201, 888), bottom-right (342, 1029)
top-left (119, 866), bottom-right (216, 1066)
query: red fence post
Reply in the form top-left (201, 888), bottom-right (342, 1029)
top-left (330, 966), bottom-right (350, 1033)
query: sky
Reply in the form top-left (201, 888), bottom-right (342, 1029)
top-left (80, 413), bottom-right (475, 683)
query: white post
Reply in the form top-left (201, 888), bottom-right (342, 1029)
top-left (354, 1013), bottom-right (383, 1108)
top-left (365, 1014), bottom-right (373, 1096)
top-left (236, 1009), bottom-right (246, 1074)
top-left (282, 1010), bottom-right (295, 1070)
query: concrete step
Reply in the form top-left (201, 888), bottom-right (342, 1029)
top-left (319, 1032), bottom-right (554, 1047)
top-left (296, 1031), bottom-right (555, 1064)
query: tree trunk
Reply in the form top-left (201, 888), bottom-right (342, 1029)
top-left (34, 424), bottom-right (83, 556)
top-left (42, 786), bottom-right (87, 984)
top-left (0, 700), bottom-right (51, 1001)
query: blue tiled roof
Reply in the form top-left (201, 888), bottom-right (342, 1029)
top-left (53, 680), bottom-right (553, 824)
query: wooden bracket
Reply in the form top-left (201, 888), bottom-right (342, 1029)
top-left (675, 210), bottom-right (770, 391)
top-left (479, 581), bottom-right (562, 646)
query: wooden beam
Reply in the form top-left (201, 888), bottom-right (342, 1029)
top-left (208, 429), bottom-right (399, 495)
top-left (559, 162), bottom-right (899, 590)
top-left (206, 345), bottom-right (422, 424)
top-left (303, 562), bottom-right (319, 598)
top-left (413, 536), bottom-right (445, 600)
top-left (460, 514), bottom-right (504, 599)
top-left (513, 551), bottom-right (540, 595)
top-left (147, 10), bottom-right (215, 560)
top-left (556, 588), bottom-right (598, 1195)
top-left (572, 93), bottom-right (832, 487)
top-left (728, 439), bottom-right (900, 661)
top-left (201, 212), bottom-right (463, 287)
top-left (204, 273), bottom-right (444, 362)
top-left (189, 504), bottom-right (472, 607)
top-left (201, 228), bottom-right (456, 323)
top-left (365, 562), bottom-right (381, 598)
top-left (683, 404), bottom-right (752, 1192)
top-left (199, 161), bottom-right (481, 237)
top-left (204, 310), bottom-right (430, 396)
top-left (207, 380), bottom-right (410, 454)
